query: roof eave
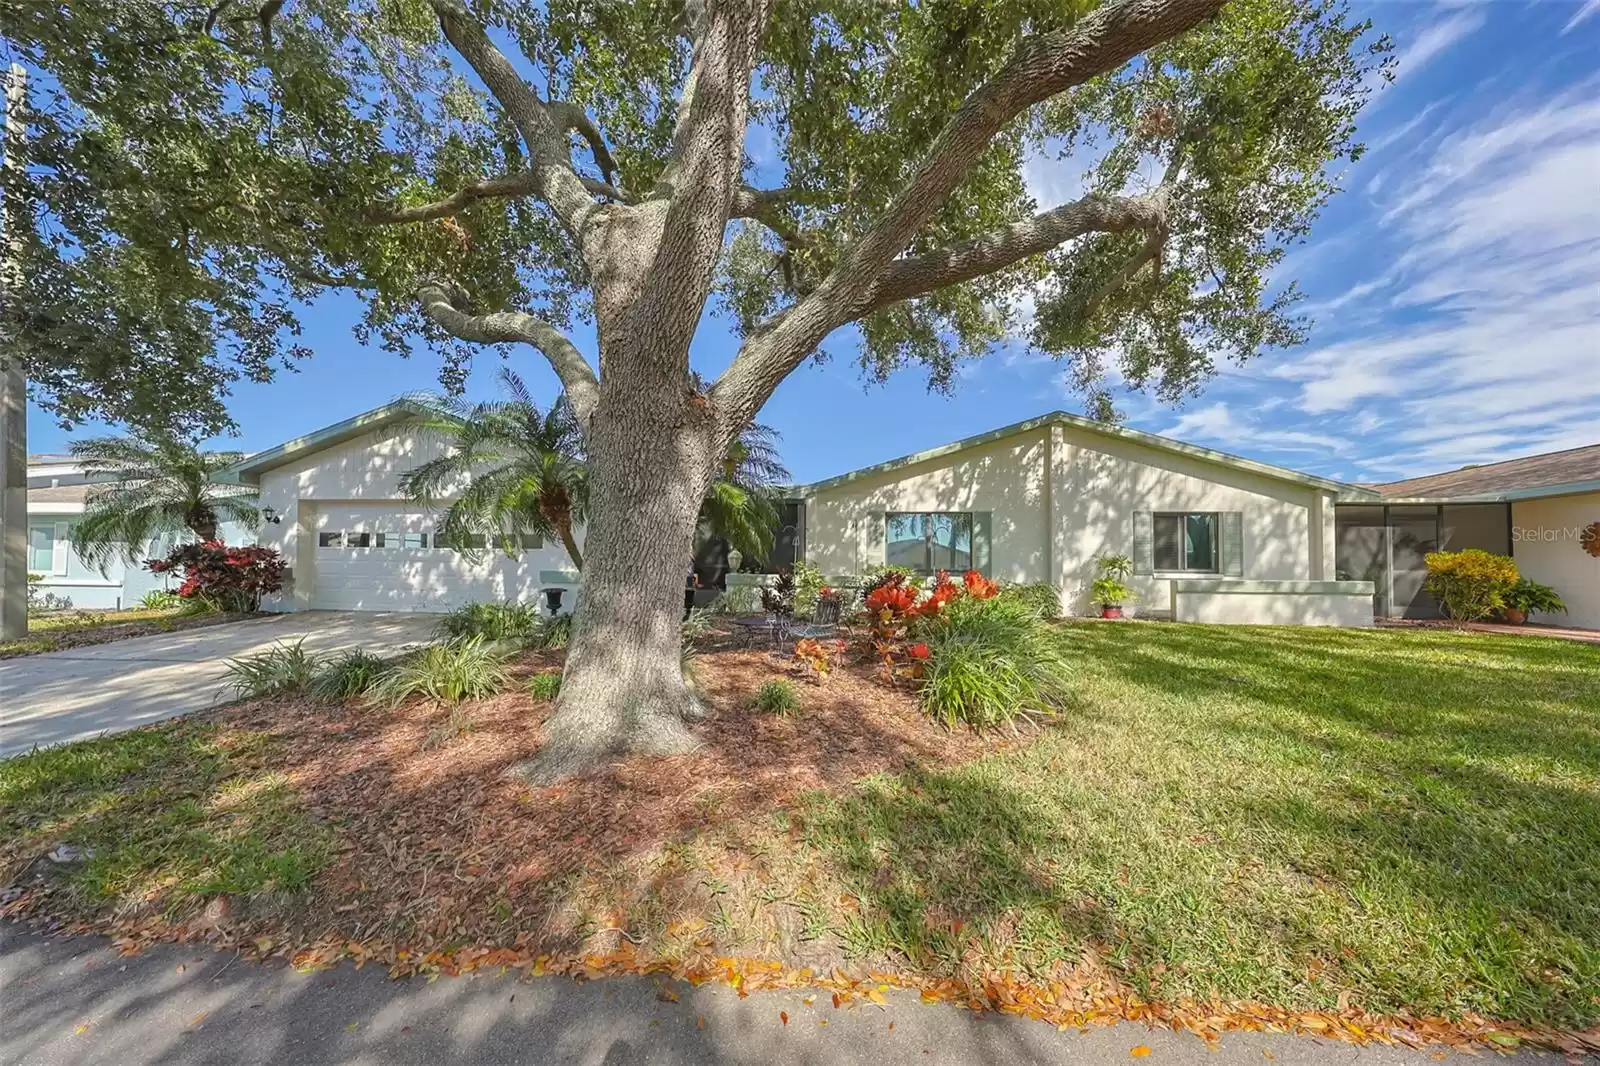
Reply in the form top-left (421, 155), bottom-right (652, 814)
top-left (211, 402), bottom-right (418, 486)
top-left (790, 411), bottom-right (1366, 499)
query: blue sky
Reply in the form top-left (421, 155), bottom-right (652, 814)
top-left (26, 0), bottom-right (1600, 487)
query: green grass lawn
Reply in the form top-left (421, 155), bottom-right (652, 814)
top-left (1, 622), bottom-right (1595, 1032)
top-left (0, 606), bottom-right (238, 659)
top-left (777, 624), bottom-right (1600, 1029)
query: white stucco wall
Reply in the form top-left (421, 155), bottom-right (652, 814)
top-left (803, 421), bottom-right (1334, 620)
top-left (1171, 581), bottom-right (1375, 627)
top-left (253, 425), bottom-right (581, 612)
top-left (1512, 492), bottom-right (1600, 629)
top-left (803, 429), bottom-right (1051, 583)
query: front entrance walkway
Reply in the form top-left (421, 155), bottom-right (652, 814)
top-left (0, 612), bottom-right (437, 757)
top-left (1377, 618), bottom-right (1600, 645)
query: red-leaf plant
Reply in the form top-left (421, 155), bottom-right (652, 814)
top-left (145, 541), bottom-right (287, 613)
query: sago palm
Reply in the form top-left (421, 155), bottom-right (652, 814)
top-left (68, 434), bottom-right (259, 571)
top-left (398, 368), bottom-right (588, 568)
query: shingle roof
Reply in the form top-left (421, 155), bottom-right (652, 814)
top-left (1375, 443), bottom-right (1600, 499)
top-left (27, 484), bottom-right (93, 504)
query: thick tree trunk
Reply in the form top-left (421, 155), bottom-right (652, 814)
top-left (509, 350), bottom-right (718, 785)
top-left (187, 505), bottom-right (218, 544)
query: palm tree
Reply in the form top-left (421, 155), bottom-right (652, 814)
top-left (398, 368), bottom-right (588, 568)
top-left (68, 434), bottom-right (259, 571)
top-left (692, 372), bottom-right (791, 563)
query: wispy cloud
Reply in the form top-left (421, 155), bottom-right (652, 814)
top-left (1268, 84), bottom-right (1600, 477)
top-left (1563, 0), bottom-right (1600, 34)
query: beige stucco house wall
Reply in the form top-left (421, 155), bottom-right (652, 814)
top-left (240, 407), bottom-right (582, 613)
top-left (801, 413), bottom-right (1362, 622)
top-left (1512, 492), bottom-right (1600, 629)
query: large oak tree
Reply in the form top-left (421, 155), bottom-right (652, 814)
top-left (1, 0), bottom-right (1386, 780)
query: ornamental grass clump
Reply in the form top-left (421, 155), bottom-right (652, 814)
top-left (434, 601), bottom-right (542, 642)
top-left (910, 580), bottom-right (1072, 730)
top-left (310, 649), bottom-right (390, 703)
top-left (223, 639), bottom-right (323, 700)
top-left (367, 637), bottom-right (512, 708)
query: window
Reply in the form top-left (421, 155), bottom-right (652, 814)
top-left (400, 532), bottom-right (427, 550)
top-left (28, 524), bottom-right (57, 573)
top-left (1153, 513), bottom-right (1219, 572)
top-left (346, 532), bottom-right (385, 548)
top-left (886, 512), bottom-right (972, 574)
top-left (434, 529), bottom-right (487, 551)
top-left (318, 532), bottom-right (344, 548)
top-left (519, 532), bottom-right (544, 550)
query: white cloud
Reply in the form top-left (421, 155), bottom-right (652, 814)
top-left (1161, 402), bottom-right (1353, 457)
top-left (1269, 87), bottom-right (1600, 478)
top-left (1563, 0), bottom-right (1600, 33)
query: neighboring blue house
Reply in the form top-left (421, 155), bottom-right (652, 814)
top-left (25, 454), bottom-right (249, 611)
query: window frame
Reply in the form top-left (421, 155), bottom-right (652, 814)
top-left (1152, 512), bottom-right (1221, 574)
top-left (27, 523), bottom-right (61, 574)
top-left (885, 511), bottom-right (975, 576)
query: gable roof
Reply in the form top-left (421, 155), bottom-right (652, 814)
top-left (212, 402), bottom-right (420, 485)
top-left (1374, 442), bottom-right (1600, 502)
top-left (788, 411), bottom-right (1367, 498)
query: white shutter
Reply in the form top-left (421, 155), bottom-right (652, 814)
top-left (1132, 512), bottom-right (1154, 576)
top-left (52, 522), bottom-right (70, 575)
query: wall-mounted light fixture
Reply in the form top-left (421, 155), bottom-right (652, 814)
top-left (262, 506), bottom-right (282, 525)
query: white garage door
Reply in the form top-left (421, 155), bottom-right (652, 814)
top-left (311, 503), bottom-right (580, 613)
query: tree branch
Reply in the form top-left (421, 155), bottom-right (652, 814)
top-left (864, 190), bottom-right (1169, 312)
top-left (363, 171), bottom-right (538, 225)
top-left (416, 280), bottom-right (599, 428)
top-left (710, 0), bottom-right (1225, 424)
top-left (427, 0), bottom-right (601, 239)
top-left (729, 185), bottom-right (807, 247)
top-left (548, 101), bottom-right (620, 189)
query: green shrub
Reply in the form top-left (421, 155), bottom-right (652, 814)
top-left (861, 564), bottom-right (923, 596)
top-left (1503, 578), bottom-right (1566, 617)
top-left (527, 613), bottom-right (573, 650)
top-left (916, 595), bottom-right (1071, 729)
top-left (998, 581), bottom-right (1062, 621)
top-left (711, 584), bottom-right (764, 614)
top-left (1424, 549), bottom-right (1518, 624)
top-left (310, 650), bottom-right (389, 703)
top-left (434, 601), bottom-right (542, 642)
top-left (682, 607), bottom-right (714, 643)
top-left (791, 560), bottom-right (827, 619)
top-left (137, 589), bottom-right (183, 611)
top-left (527, 670), bottom-right (563, 700)
top-left (750, 679), bottom-right (801, 716)
top-left (223, 639), bottom-right (323, 700)
top-left (367, 637), bottom-right (512, 707)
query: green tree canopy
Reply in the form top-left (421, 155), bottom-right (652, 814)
top-left (3, 0), bottom-right (1386, 432)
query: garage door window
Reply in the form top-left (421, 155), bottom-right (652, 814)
top-left (318, 532), bottom-right (343, 548)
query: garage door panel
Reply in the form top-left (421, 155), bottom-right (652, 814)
top-left (310, 503), bottom-right (580, 612)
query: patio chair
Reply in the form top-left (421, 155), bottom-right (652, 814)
top-left (785, 595), bottom-right (843, 642)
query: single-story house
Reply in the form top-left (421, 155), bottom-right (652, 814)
top-left (213, 406), bottom-right (1597, 629)
top-left (24, 455), bottom-right (249, 611)
top-left (1360, 443), bottom-right (1599, 630)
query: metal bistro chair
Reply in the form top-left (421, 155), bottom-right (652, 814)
top-left (785, 594), bottom-right (843, 642)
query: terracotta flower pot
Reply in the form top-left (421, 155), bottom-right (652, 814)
top-left (1502, 608), bottom-right (1526, 625)
top-left (1100, 605), bottom-right (1124, 619)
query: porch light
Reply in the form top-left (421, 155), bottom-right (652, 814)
top-left (262, 506), bottom-right (282, 525)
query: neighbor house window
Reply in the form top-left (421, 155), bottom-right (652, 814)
top-left (318, 532), bottom-right (343, 548)
top-left (28, 524), bottom-right (57, 573)
top-left (1154, 513), bottom-right (1219, 572)
top-left (887, 512), bottom-right (973, 574)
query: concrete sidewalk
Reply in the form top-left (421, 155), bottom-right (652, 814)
top-left (0, 612), bottom-right (436, 756)
top-left (0, 927), bottom-right (1580, 1066)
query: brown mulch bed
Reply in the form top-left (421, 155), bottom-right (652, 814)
top-left (201, 643), bottom-right (1005, 953)
top-left (0, 610), bottom-right (250, 659)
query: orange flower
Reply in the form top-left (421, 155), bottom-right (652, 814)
top-left (908, 642), bottom-right (930, 659)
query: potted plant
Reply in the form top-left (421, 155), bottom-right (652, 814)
top-left (1501, 579), bottom-right (1566, 624)
top-left (1091, 554), bottom-right (1135, 619)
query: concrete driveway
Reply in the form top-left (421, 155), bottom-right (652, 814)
top-left (0, 612), bottom-right (438, 757)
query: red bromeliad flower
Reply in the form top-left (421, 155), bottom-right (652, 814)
top-left (907, 642), bottom-right (930, 660)
top-left (963, 569), bottom-right (998, 598)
